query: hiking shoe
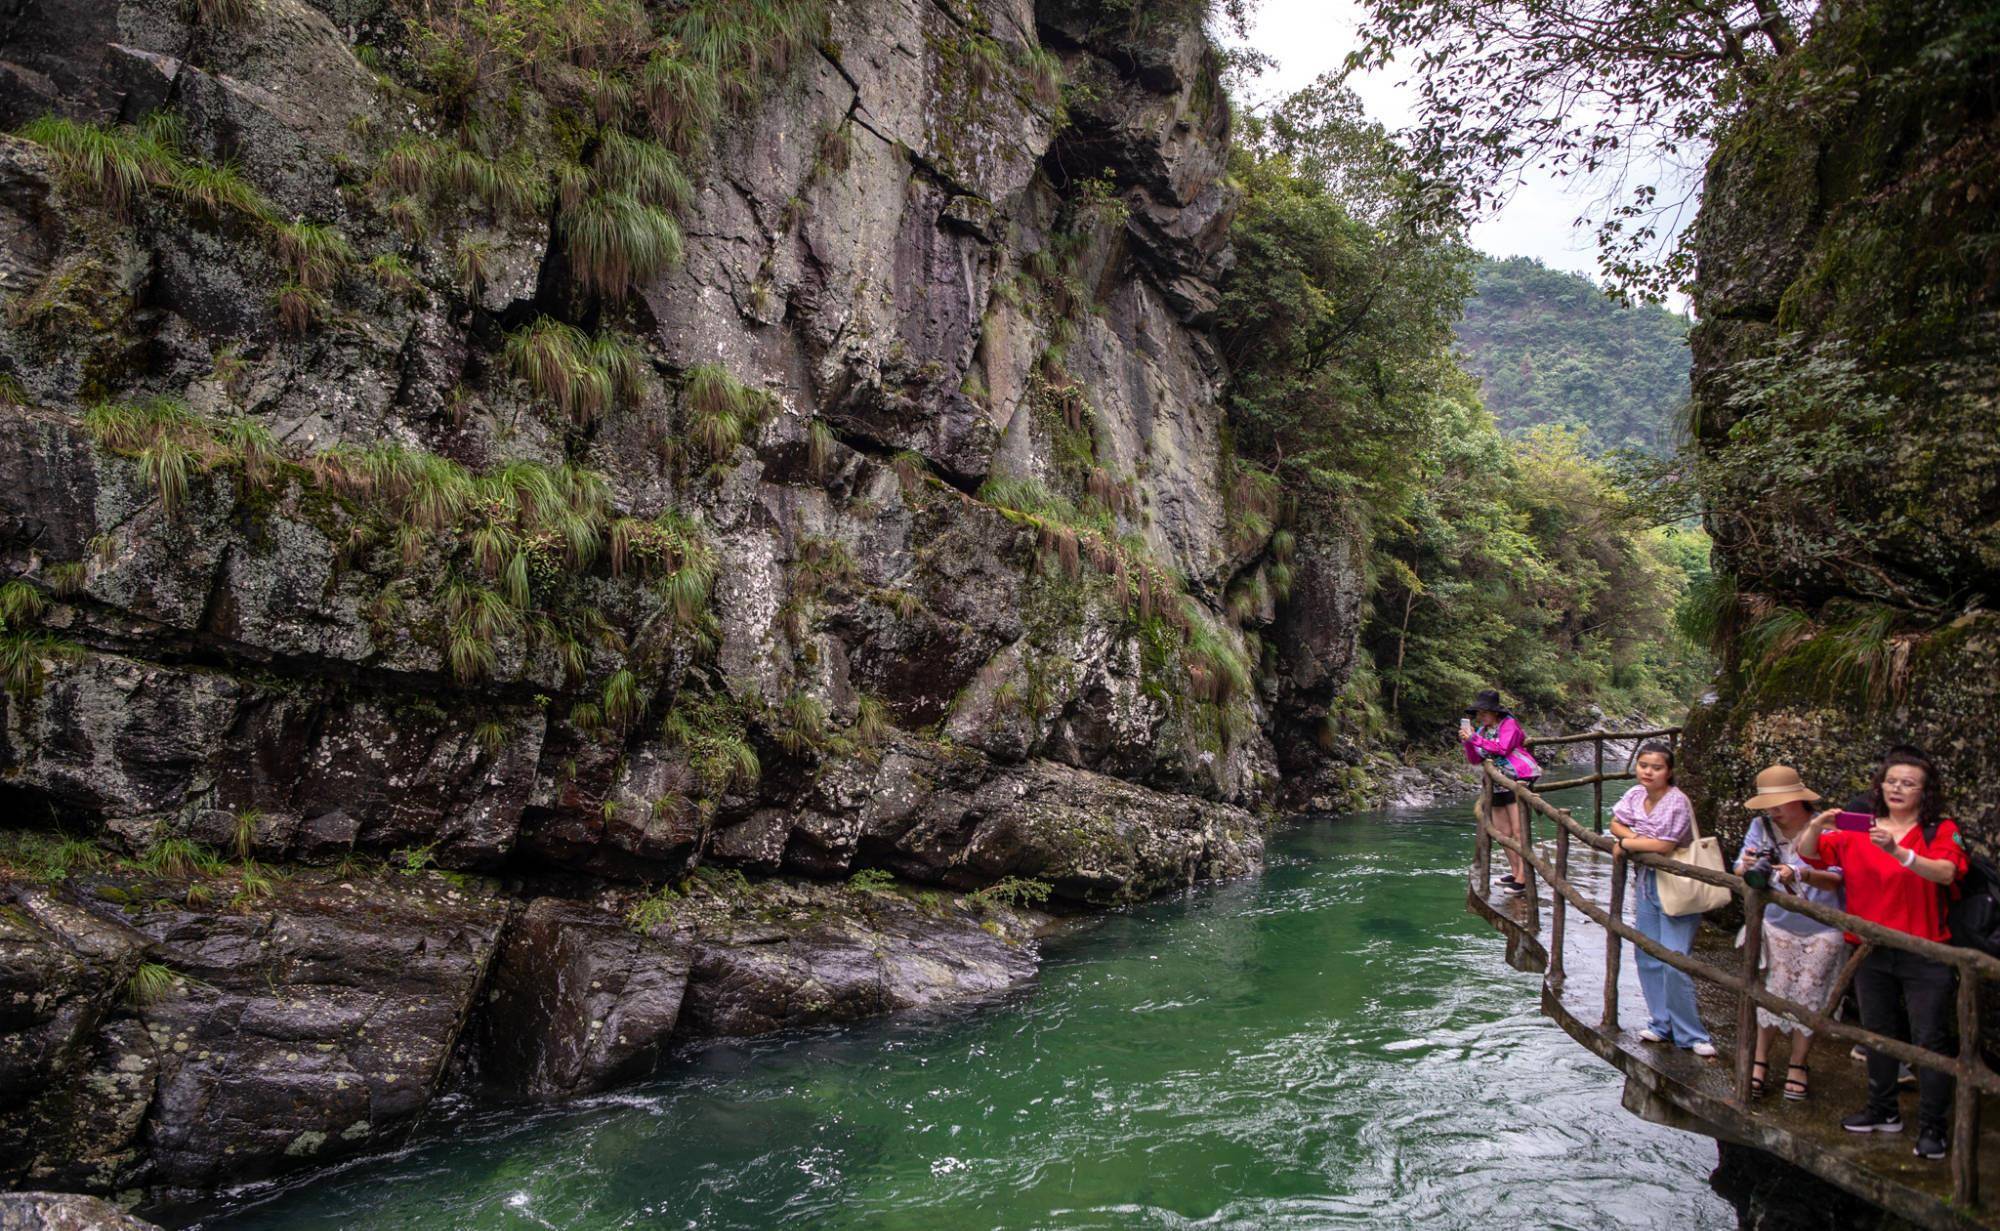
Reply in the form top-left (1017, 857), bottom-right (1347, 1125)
top-left (1842, 1109), bottom-right (1904, 1134)
top-left (1689, 1041), bottom-right (1717, 1058)
top-left (1914, 1128), bottom-right (1948, 1159)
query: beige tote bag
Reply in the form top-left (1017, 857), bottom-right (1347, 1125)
top-left (1656, 811), bottom-right (1732, 916)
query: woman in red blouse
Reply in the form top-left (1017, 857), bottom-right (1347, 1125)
top-left (1798, 746), bottom-right (1967, 1160)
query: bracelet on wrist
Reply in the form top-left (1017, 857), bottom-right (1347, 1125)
top-left (1896, 846), bottom-right (1916, 868)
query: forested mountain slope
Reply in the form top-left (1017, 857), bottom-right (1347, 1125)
top-left (1455, 255), bottom-right (1691, 454)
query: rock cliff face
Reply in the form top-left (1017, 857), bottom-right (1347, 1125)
top-left (0, 0), bottom-right (1360, 1209)
top-left (1679, 0), bottom-right (2000, 851)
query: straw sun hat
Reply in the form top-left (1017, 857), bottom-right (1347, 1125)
top-left (1742, 765), bottom-right (1823, 810)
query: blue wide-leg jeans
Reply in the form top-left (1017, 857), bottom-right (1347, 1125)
top-left (1632, 867), bottom-right (1710, 1045)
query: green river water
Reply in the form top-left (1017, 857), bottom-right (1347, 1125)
top-left (189, 796), bottom-right (1734, 1230)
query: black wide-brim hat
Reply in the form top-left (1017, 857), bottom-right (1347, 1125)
top-left (1464, 689), bottom-right (1510, 718)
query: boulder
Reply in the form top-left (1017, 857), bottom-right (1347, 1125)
top-left (479, 898), bottom-right (691, 1101)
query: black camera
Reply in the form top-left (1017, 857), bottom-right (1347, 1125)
top-left (1743, 849), bottom-right (1775, 890)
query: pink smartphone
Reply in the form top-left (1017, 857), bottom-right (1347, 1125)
top-left (1834, 810), bottom-right (1874, 832)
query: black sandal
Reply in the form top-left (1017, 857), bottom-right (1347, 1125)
top-left (1749, 1059), bottom-right (1769, 1098)
top-left (1784, 1063), bottom-right (1810, 1101)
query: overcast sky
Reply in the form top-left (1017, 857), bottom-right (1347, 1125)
top-left (1231, 0), bottom-right (1697, 307)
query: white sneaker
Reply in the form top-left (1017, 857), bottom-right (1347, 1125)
top-left (1637, 1028), bottom-right (1667, 1043)
top-left (1691, 1041), bottom-right (1718, 1058)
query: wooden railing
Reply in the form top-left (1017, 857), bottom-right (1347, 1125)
top-left (1522, 725), bottom-right (1682, 831)
top-left (1472, 734), bottom-right (1998, 1209)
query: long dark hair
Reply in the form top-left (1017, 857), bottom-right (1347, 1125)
top-left (1635, 740), bottom-right (1676, 785)
top-left (1870, 744), bottom-right (1946, 839)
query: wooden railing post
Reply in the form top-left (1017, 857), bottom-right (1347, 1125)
top-left (1603, 845), bottom-right (1627, 1032)
top-left (1592, 737), bottom-right (1605, 834)
top-left (1475, 774), bottom-right (1493, 895)
top-left (1954, 968), bottom-right (1981, 1207)
top-left (1521, 794), bottom-right (1540, 936)
top-left (1734, 886), bottom-right (1767, 1107)
top-left (1550, 819), bottom-right (1570, 988)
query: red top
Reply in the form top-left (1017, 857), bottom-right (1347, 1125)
top-left (1806, 821), bottom-right (1968, 944)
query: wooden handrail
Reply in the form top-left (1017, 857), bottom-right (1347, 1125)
top-left (1471, 733), bottom-right (1993, 1210)
top-left (1483, 809), bottom-right (2000, 1094)
top-left (1523, 726), bottom-right (1681, 748)
top-left (1534, 770), bottom-right (1637, 793)
top-left (1507, 768), bottom-right (2000, 982)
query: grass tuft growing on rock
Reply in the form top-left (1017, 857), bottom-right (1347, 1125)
top-left (172, 160), bottom-right (270, 221)
top-left (0, 580), bottom-right (46, 628)
top-left (663, 692), bottom-right (760, 795)
top-left (0, 632), bottom-right (82, 700)
top-left (967, 875), bottom-right (1052, 911)
top-left (272, 222), bottom-right (355, 292)
top-left (18, 114), bottom-right (178, 214)
top-left (140, 837), bottom-right (225, 878)
top-left (560, 192), bottom-right (683, 298)
top-left (193, 0), bottom-right (259, 25)
top-left (125, 962), bottom-right (180, 1008)
top-left (504, 318), bottom-right (645, 425)
top-left (681, 364), bottom-right (773, 460)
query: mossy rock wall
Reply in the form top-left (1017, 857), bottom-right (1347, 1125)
top-left (1685, 0), bottom-right (2000, 847)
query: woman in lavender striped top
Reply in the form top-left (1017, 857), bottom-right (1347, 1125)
top-left (1607, 740), bottom-right (1715, 1056)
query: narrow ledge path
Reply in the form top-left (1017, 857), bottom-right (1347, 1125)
top-left (1467, 837), bottom-right (2000, 1231)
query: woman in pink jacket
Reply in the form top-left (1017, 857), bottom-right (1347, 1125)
top-left (1461, 689), bottom-right (1542, 893)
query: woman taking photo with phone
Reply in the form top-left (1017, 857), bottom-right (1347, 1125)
top-left (1798, 745), bottom-right (1967, 1160)
top-left (1460, 690), bottom-right (1541, 894)
top-left (1608, 741), bottom-right (1715, 1056)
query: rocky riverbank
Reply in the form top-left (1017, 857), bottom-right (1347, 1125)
top-left (2, 849), bottom-right (1052, 1215)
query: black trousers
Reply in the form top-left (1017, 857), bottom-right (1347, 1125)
top-left (1854, 945), bottom-right (1956, 1131)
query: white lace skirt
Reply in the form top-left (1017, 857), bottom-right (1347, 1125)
top-left (1758, 924), bottom-right (1849, 1034)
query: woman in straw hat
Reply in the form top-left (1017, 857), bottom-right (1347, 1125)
top-left (1735, 766), bottom-right (1847, 1101)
